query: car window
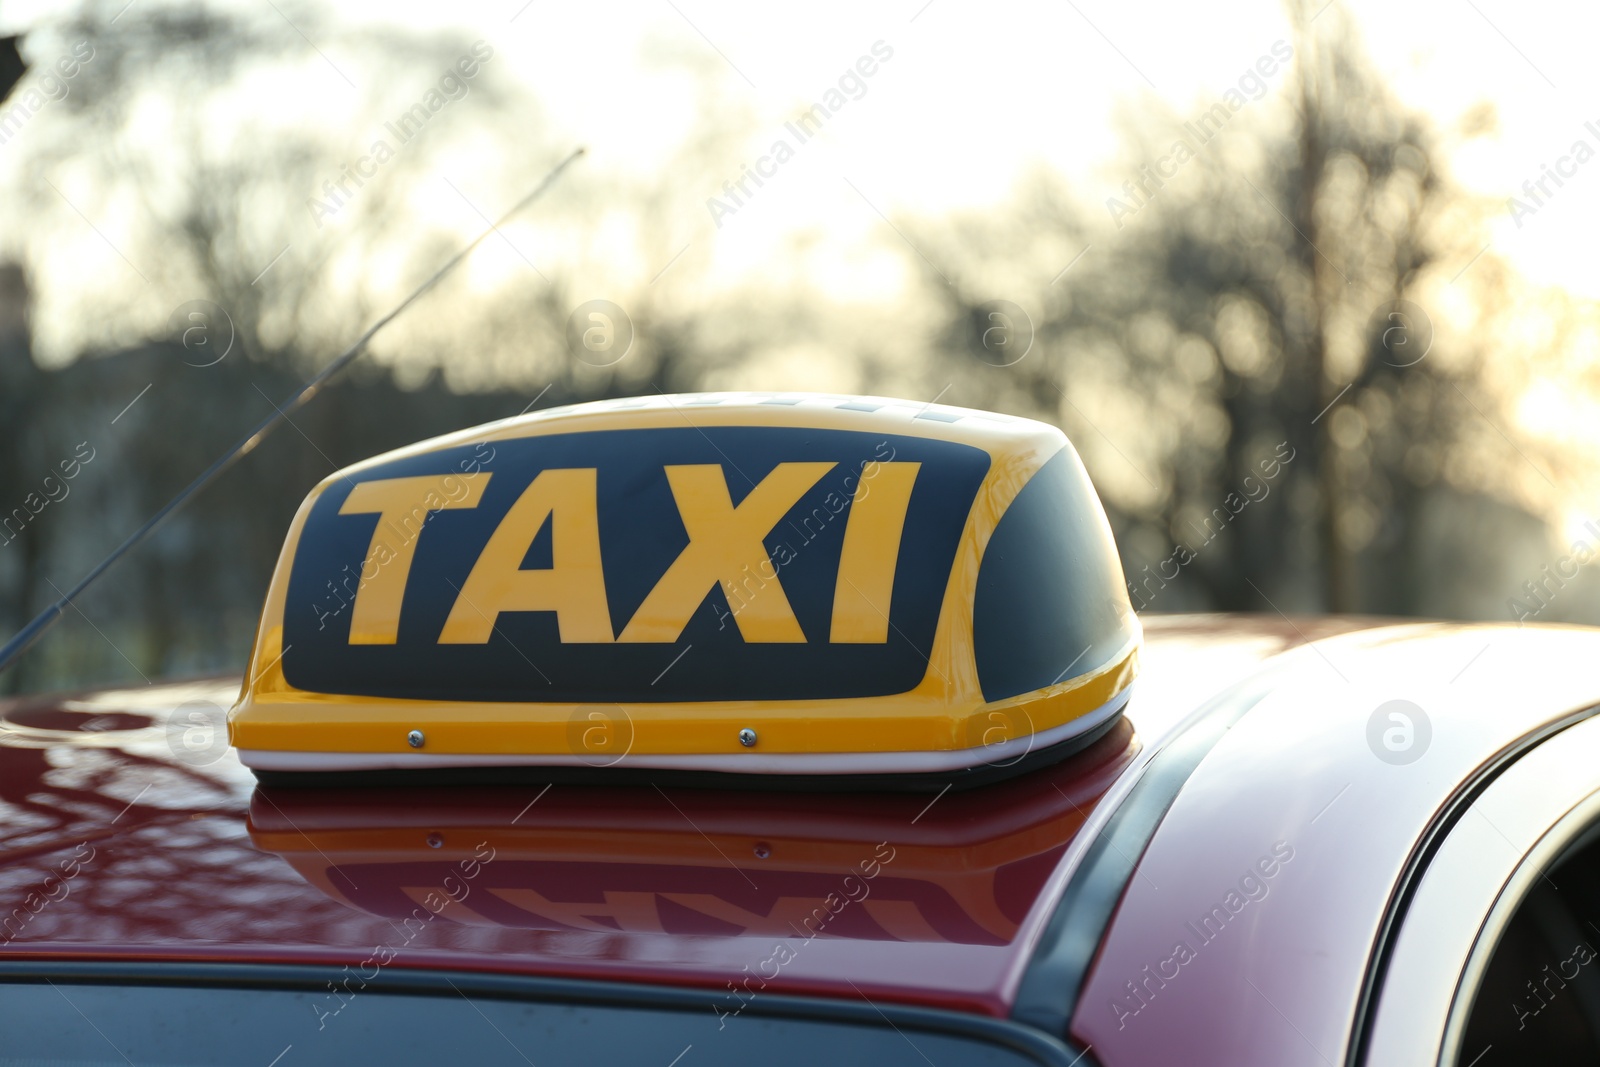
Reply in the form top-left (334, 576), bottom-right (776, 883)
top-left (1456, 822), bottom-right (1600, 1064)
top-left (1360, 709), bottom-right (1600, 1067)
top-left (0, 978), bottom-right (1054, 1067)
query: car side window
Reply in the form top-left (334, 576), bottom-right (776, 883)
top-left (1457, 823), bottom-right (1600, 1064)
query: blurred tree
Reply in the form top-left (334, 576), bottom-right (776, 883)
top-left (0, 5), bottom-right (763, 692)
top-left (15, 5), bottom-right (525, 369)
top-left (0, 7), bottom-right (560, 691)
top-left (0, 265), bottom-right (48, 693)
top-left (920, 0), bottom-right (1551, 617)
top-left (0, 0), bottom-right (1583, 697)
top-left (0, 36), bottom-right (23, 97)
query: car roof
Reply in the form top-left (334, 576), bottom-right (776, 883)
top-left (1071, 622), bottom-right (1600, 1064)
top-left (0, 615), bottom-right (1459, 1017)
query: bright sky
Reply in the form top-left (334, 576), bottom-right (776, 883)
top-left (479, 0), bottom-right (1600, 299)
top-left (2, 0), bottom-right (1598, 330)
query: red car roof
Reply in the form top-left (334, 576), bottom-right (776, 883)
top-left (0, 616), bottom-right (1353, 1016)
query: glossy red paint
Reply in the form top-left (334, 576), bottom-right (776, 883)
top-left (0, 617), bottom-right (1346, 1016)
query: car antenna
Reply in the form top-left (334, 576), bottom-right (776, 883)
top-left (0, 146), bottom-right (587, 677)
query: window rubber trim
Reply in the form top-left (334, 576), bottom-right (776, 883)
top-left (1009, 670), bottom-right (1283, 1059)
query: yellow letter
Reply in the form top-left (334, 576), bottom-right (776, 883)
top-left (830, 462), bottom-right (919, 642)
top-left (619, 463), bottom-right (834, 643)
top-left (339, 473), bottom-right (490, 644)
top-left (439, 468), bottom-right (613, 643)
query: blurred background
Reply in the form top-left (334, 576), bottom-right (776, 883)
top-left (1, 0), bottom-right (1598, 694)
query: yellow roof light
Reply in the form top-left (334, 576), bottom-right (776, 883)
top-left (229, 393), bottom-right (1139, 789)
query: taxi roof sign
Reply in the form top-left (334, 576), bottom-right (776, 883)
top-left (230, 392), bottom-right (1140, 787)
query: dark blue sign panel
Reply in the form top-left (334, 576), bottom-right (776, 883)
top-left (282, 427), bottom-right (989, 703)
